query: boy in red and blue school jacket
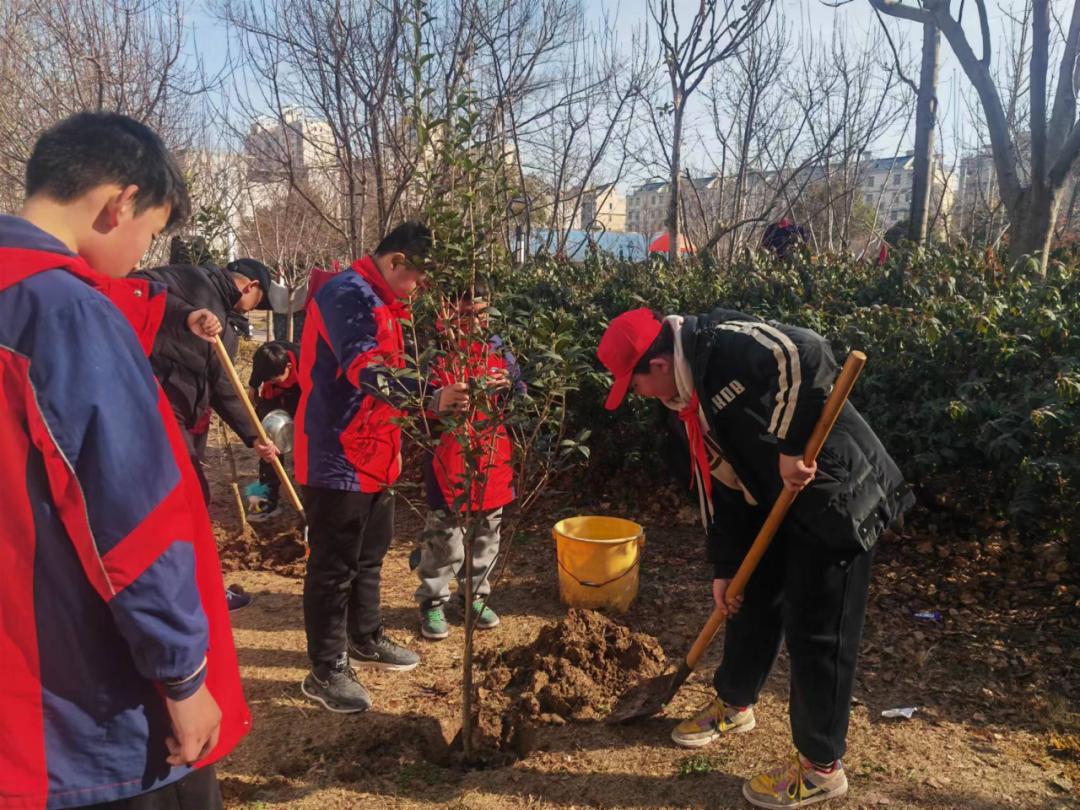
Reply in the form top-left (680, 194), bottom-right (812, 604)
top-left (295, 222), bottom-right (468, 714)
top-left (414, 286), bottom-right (524, 640)
top-left (0, 113), bottom-right (248, 809)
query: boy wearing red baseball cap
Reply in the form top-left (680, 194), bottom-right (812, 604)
top-left (598, 307), bottom-right (912, 809)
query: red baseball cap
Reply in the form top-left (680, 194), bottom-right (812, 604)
top-left (597, 308), bottom-right (662, 410)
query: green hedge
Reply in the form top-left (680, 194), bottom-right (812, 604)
top-left (492, 246), bottom-right (1079, 545)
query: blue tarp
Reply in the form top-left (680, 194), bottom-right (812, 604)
top-left (527, 229), bottom-right (650, 262)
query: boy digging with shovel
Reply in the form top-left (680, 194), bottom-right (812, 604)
top-left (598, 308), bottom-right (913, 808)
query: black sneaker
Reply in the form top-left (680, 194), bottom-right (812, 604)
top-left (225, 586), bottom-right (253, 612)
top-left (301, 655), bottom-right (372, 713)
top-left (348, 630), bottom-right (420, 671)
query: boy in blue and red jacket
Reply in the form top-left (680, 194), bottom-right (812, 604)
top-left (414, 286), bottom-right (523, 640)
top-left (0, 113), bottom-right (249, 809)
top-left (295, 222), bottom-right (468, 713)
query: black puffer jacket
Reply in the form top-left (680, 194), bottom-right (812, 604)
top-left (133, 264), bottom-right (257, 446)
top-left (663, 308), bottom-right (913, 576)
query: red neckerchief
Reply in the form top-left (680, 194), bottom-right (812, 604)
top-left (353, 255), bottom-right (409, 318)
top-left (678, 392), bottom-right (714, 503)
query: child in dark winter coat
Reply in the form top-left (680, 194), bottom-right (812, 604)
top-left (245, 340), bottom-right (301, 518)
top-left (414, 287), bottom-right (523, 640)
top-left (598, 307), bottom-right (913, 809)
top-left (133, 257), bottom-right (280, 503)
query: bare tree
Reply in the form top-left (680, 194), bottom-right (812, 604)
top-left (235, 181), bottom-right (343, 339)
top-left (871, 0), bottom-right (1080, 270)
top-left (506, 11), bottom-right (648, 253)
top-left (216, 0), bottom-right (424, 257)
top-left (0, 0), bottom-right (201, 212)
top-left (874, 9), bottom-right (941, 243)
top-left (694, 18), bottom-right (909, 256)
top-left (647, 0), bottom-right (775, 261)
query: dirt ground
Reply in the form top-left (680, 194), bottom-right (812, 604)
top-left (204, 416), bottom-right (1080, 810)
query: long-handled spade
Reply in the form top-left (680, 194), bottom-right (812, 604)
top-left (212, 335), bottom-right (309, 552)
top-left (607, 350), bottom-right (867, 724)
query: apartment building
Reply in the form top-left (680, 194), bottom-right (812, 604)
top-left (580, 183), bottom-right (627, 232)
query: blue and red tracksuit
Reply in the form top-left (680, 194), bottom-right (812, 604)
top-left (424, 335), bottom-right (523, 512)
top-left (296, 255), bottom-right (420, 493)
top-left (0, 216), bottom-right (249, 809)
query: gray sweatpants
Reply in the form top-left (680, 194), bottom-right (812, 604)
top-left (414, 508), bottom-right (502, 609)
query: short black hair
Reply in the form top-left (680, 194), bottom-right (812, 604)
top-left (633, 312), bottom-right (674, 374)
top-left (250, 342), bottom-right (293, 389)
top-left (374, 221), bottom-right (432, 260)
top-left (26, 112), bottom-right (191, 228)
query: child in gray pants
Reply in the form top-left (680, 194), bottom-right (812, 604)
top-left (414, 288), bottom-right (522, 640)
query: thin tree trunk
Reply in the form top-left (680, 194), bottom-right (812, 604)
top-left (668, 98), bottom-right (684, 263)
top-left (909, 22), bottom-right (940, 242)
top-left (461, 517), bottom-right (476, 761)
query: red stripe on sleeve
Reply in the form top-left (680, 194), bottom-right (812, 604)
top-left (100, 481), bottom-right (192, 594)
top-left (0, 352), bottom-right (50, 805)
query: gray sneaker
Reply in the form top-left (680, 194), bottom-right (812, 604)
top-left (348, 630), bottom-right (420, 671)
top-left (301, 655), bottom-right (372, 713)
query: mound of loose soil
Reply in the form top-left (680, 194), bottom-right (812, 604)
top-left (216, 511), bottom-right (307, 576)
top-left (464, 609), bottom-right (667, 763)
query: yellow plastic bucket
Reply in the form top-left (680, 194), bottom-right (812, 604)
top-left (552, 516), bottom-right (644, 613)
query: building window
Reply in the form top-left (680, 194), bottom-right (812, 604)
top-left (865, 176), bottom-right (875, 188)
top-left (893, 174), bottom-right (901, 187)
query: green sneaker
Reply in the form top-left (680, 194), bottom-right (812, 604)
top-left (470, 599), bottom-right (500, 630)
top-left (420, 606), bottom-right (449, 640)
top-left (671, 697), bottom-right (755, 748)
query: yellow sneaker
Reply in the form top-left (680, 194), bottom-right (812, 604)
top-left (742, 754), bottom-right (848, 808)
top-left (670, 697), bottom-right (755, 748)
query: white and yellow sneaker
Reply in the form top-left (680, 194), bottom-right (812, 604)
top-left (742, 754), bottom-right (848, 808)
top-left (670, 697), bottom-right (756, 748)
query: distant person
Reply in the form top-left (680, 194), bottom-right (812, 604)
top-left (761, 217), bottom-right (808, 260)
top-left (0, 111), bottom-right (248, 808)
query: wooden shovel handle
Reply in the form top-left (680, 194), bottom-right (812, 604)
top-left (212, 336), bottom-right (305, 516)
top-left (684, 350), bottom-right (867, 670)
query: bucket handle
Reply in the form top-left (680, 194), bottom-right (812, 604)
top-left (555, 534), bottom-right (643, 589)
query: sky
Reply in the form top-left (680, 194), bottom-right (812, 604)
top-left (185, 0), bottom-right (1034, 189)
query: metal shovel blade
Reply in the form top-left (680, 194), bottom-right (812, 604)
top-left (606, 661), bottom-right (692, 724)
